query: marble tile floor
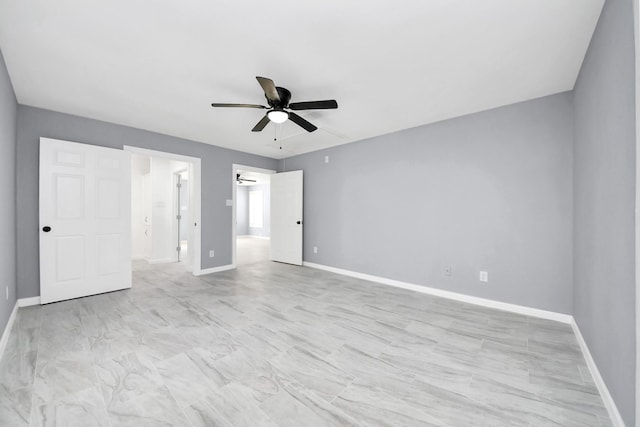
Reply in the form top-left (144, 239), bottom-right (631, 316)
top-left (0, 256), bottom-right (610, 426)
top-left (236, 236), bottom-right (270, 266)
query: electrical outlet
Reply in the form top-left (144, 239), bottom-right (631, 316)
top-left (443, 266), bottom-right (453, 277)
top-left (324, 156), bottom-right (329, 164)
top-left (479, 271), bottom-right (488, 282)
top-left (209, 250), bottom-right (215, 258)
top-left (313, 246), bottom-right (318, 254)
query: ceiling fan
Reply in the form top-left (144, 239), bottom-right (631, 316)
top-left (236, 173), bottom-right (256, 184)
top-left (211, 76), bottom-right (338, 133)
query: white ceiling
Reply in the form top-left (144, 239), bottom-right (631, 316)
top-left (0, 0), bottom-right (603, 159)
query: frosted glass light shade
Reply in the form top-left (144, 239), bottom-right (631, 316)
top-left (267, 110), bottom-right (289, 123)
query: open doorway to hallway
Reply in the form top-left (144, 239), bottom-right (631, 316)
top-left (128, 147), bottom-right (201, 274)
top-left (232, 165), bottom-right (276, 266)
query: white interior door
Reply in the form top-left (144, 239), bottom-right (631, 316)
top-left (270, 170), bottom-right (303, 265)
top-left (39, 137), bottom-right (132, 304)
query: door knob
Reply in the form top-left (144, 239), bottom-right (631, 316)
top-left (42, 226), bottom-right (52, 232)
top-left (296, 221), bottom-right (301, 225)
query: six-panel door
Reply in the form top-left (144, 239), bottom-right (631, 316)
top-left (39, 137), bottom-right (132, 304)
top-left (270, 170), bottom-right (303, 265)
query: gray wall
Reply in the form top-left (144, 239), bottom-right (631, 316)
top-left (248, 183), bottom-right (271, 238)
top-left (572, 0), bottom-right (636, 423)
top-left (16, 106), bottom-right (278, 299)
top-left (282, 93), bottom-right (574, 314)
top-left (236, 185), bottom-right (249, 235)
top-left (0, 50), bottom-right (17, 338)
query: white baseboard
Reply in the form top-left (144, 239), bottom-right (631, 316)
top-left (194, 264), bottom-right (235, 276)
top-left (0, 302), bottom-right (18, 363)
top-left (571, 320), bottom-right (625, 426)
top-left (18, 297), bottom-right (41, 307)
top-left (302, 262), bottom-right (572, 323)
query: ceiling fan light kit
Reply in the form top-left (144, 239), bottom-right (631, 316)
top-left (267, 110), bottom-right (289, 123)
top-left (211, 76), bottom-right (338, 133)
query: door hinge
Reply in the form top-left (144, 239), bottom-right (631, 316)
top-left (176, 214), bottom-right (182, 220)
top-left (176, 246), bottom-right (181, 252)
top-left (177, 183), bottom-right (182, 188)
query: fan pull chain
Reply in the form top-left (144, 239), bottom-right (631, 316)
top-left (274, 124), bottom-right (282, 150)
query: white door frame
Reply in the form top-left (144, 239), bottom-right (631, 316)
top-left (634, 0), bottom-right (640, 421)
top-left (231, 164), bottom-right (276, 267)
top-left (124, 146), bottom-right (202, 275)
top-left (173, 168), bottom-right (189, 264)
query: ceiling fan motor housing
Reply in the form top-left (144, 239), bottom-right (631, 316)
top-left (268, 87), bottom-right (291, 109)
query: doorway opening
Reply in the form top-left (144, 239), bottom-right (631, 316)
top-left (232, 164), bottom-right (276, 266)
top-left (126, 146), bottom-right (202, 274)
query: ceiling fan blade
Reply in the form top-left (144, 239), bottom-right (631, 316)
top-left (256, 76), bottom-right (280, 103)
top-left (251, 115), bottom-right (271, 132)
top-left (288, 100), bottom-right (338, 110)
top-left (211, 103), bottom-right (267, 109)
top-left (288, 112), bottom-right (318, 132)
top-left (236, 174), bottom-right (258, 183)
